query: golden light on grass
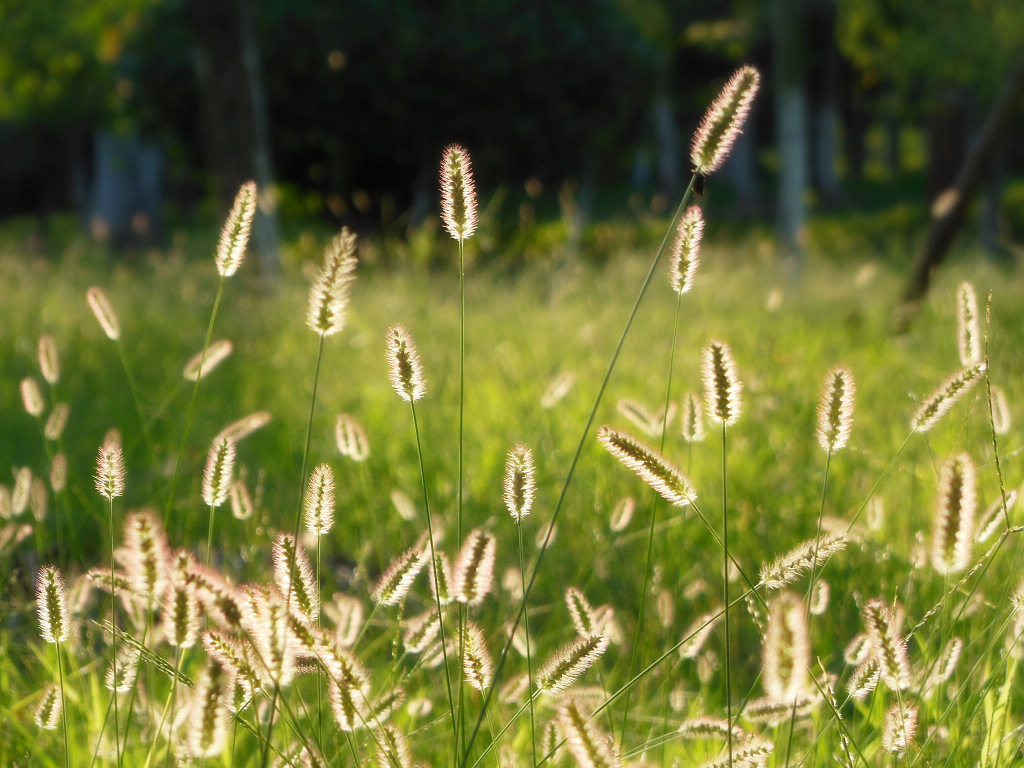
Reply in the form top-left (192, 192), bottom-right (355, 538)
top-left (503, 442), bottom-right (535, 522)
top-left (36, 565), bottom-right (70, 644)
top-left (215, 181), bottom-right (257, 278)
top-left (440, 144), bottom-right (478, 241)
top-left (183, 339), bottom-right (233, 381)
top-left (669, 206), bottom-right (704, 294)
top-left (86, 286), bottom-right (121, 340)
top-left (307, 227), bottom-right (359, 337)
top-left (598, 426), bottom-right (696, 507)
top-left (690, 65), bottom-right (761, 176)
top-left (816, 366), bottom-right (855, 454)
top-left (386, 324), bottom-right (426, 402)
top-left (702, 339), bottom-right (742, 427)
top-left (202, 437), bottom-right (236, 508)
top-left (931, 453), bottom-right (976, 575)
top-left (95, 438), bottom-right (125, 500)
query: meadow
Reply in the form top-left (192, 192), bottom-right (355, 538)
top-left (3, 76), bottom-right (1024, 768)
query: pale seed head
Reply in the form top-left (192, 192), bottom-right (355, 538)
top-left (105, 644), bottom-right (142, 693)
top-left (702, 339), bottom-right (742, 427)
top-left (669, 206), bottom-right (704, 294)
top-left (680, 392), bottom-right (707, 443)
top-left (43, 403), bottom-right (69, 441)
top-left (38, 334), bottom-right (60, 385)
top-left (956, 281), bottom-right (981, 366)
top-left (95, 438), bottom-right (125, 500)
top-left (183, 339), bottom-right (233, 382)
top-left (49, 453), bottom-right (67, 493)
top-left (20, 378), bottom-right (44, 417)
top-left (759, 532), bottom-right (849, 590)
top-left (215, 411), bottom-right (272, 443)
top-left (304, 463), bottom-right (336, 536)
top-left (86, 286), bottom-right (121, 340)
top-left (912, 363), bottom-right (986, 432)
top-left (215, 181), bottom-right (257, 278)
top-left (863, 598), bottom-right (911, 692)
top-left (503, 442), bottom-right (535, 522)
top-left (536, 634), bottom-right (609, 694)
top-left (990, 384), bottom-right (1011, 435)
top-left (307, 227), bottom-right (359, 336)
top-left (386, 324), bottom-right (426, 402)
top-left (461, 622), bottom-right (493, 692)
top-left (454, 528), bottom-right (497, 606)
top-left (373, 548), bottom-right (426, 606)
top-left (598, 426), bottom-right (696, 507)
top-left (882, 701), bottom-right (918, 756)
top-left (273, 532), bottom-right (319, 621)
top-left (229, 477), bottom-right (254, 520)
top-left (816, 366), bottom-right (856, 454)
top-left (931, 453), bottom-right (977, 575)
top-left (541, 370), bottom-right (575, 409)
top-left (690, 65), bottom-right (761, 176)
top-left (124, 508), bottom-right (170, 604)
top-left (762, 591), bottom-right (810, 701)
top-left (202, 437), bottom-right (236, 508)
top-left (335, 413), bottom-right (370, 461)
top-left (558, 697), bottom-right (622, 768)
top-left (36, 564), bottom-right (70, 644)
top-left (34, 683), bottom-right (61, 730)
top-left (187, 658), bottom-right (235, 757)
top-left (609, 497), bottom-right (634, 532)
top-left (441, 144), bottom-right (478, 241)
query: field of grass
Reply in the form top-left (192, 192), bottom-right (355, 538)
top-left (1, 196), bottom-right (1023, 768)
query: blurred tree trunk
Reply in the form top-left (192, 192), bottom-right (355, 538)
top-left (774, 0), bottom-right (808, 260)
top-left (189, 0), bottom-right (278, 274)
top-left (898, 55), bottom-right (1024, 326)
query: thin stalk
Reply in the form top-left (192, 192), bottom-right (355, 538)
top-left (410, 400), bottom-right (458, 753)
top-left (316, 536), bottom-right (324, 750)
top-left (619, 289), bottom-right (683, 743)
top-left (460, 174), bottom-right (699, 768)
top-left (162, 277), bottom-right (226, 531)
top-left (205, 503), bottom-right (216, 569)
top-left (721, 422), bottom-right (733, 768)
top-left (261, 333), bottom-right (327, 768)
top-left (107, 498), bottom-right (122, 768)
top-left (56, 644), bottom-right (70, 768)
top-left (517, 523), bottom-right (537, 768)
top-left (114, 339), bottom-right (153, 459)
top-left (457, 233), bottom-right (467, 762)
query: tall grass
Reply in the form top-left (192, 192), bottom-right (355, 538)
top-left (1, 66), bottom-right (1023, 768)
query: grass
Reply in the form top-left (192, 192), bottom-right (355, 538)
top-left (1, 181), bottom-right (1023, 768)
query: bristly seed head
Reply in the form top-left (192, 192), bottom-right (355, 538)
top-left (462, 622), bottom-right (493, 692)
top-left (86, 286), bottom-right (121, 341)
top-left (882, 701), bottom-right (918, 756)
top-left (36, 564), bottom-right (70, 644)
top-left (816, 366), bottom-right (856, 454)
top-left (931, 453), bottom-right (977, 575)
top-left (863, 598), bottom-right (911, 692)
top-left (669, 206), bottom-right (704, 294)
top-left (34, 683), bottom-right (61, 730)
top-left (598, 426), bottom-right (696, 508)
top-left (307, 227), bottom-right (359, 337)
top-left (44, 403), bottom-right (70, 442)
top-left (335, 413), bottom-right (370, 461)
top-left (386, 324), bottom-right (426, 402)
top-left (558, 698), bottom-right (622, 768)
top-left (702, 339), bottom-right (742, 427)
top-left (503, 442), bottom-right (535, 522)
top-left (911, 363), bottom-right (986, 432)
top-left (536, 634), bottom-right (610, 694)
top-left (105, 644), bottom-right (142, 693)
top-left (273, 532), bottom-right (320, 622)
top-left (95, 438), bottom-right (125, 500)
top-left (454, 528), bottom-right (497, 606)
top-left (990, 384), bottom-right (1012, 435)
top-left (680, 392), bottom-right (707, 443)
top-left (304, 463), bottom-right (336, 536)
top-left (762, 591), bottom-right (810, 702)
top-left (758, 531), bottom-right (848, 590)
top-left (956, 281), bottom-right (981, 366)
top-left (441, 144), bottom-right (478, 241)
top-left (373, 548), bottom-right (426, 606)
top-left (690, 65), bottom-right (761, 176)
top-left (215, 181), bottom-right (257, 278)
top-left (202, 437), bottom-right (236, 508)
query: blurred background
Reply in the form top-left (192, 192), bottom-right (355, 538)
top-left (2, 0), bottom-right (1023, 291)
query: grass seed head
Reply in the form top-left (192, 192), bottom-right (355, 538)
top-left (697, 734), bottom-right (774, 768)
top-left (931, 453), bottom-right (976, 575)
top-left (680, 392), bottom-right (707, 443)
top-left (86, 286), bottom-right (121, 340)
top-left (36, 565), bottom-right (70, 644)
top-left (95, 438), bottom-right (125, 500)
top-left (183, 339), bottom-right (233, 382)
top-left (429, 551), bottom-right (454, 606)
top-left (386, 323), bottom-right (426, 402)
top-left (43, 403), bottom-right (69, 441)
top-left (307, 227), bottom-right (359, 336)
top-left (816, 366), bottom-right (855, 454)
top-left (37, 334), bottom-right (59, 384)
top-left (273, 532), bottom-right (320, 622)
top-left (598, 426), bottom-right (696, 507)
top-left (759, 532), bottom-right (849, 590)
top-left (863, 598), bottom-right (911, 691)
top-left (374, 722), bottom-right (413, 768)
top-left (20, 377), bottom-right (44, 417)
top-left (34, 683), bottom-right (61, 730)
top-left (911, 363), bottom-right (986, 432)
top-left (882, 701), bottom-right (918, 756)
top-left (956, 281), bottom-right (981, 366)
top-left (558, 698), bottom-right (622, 768)
top-left (49, 453), bottom-right (67, 493)
top-left (229, 478), bottom-right (254, 520)
top-left (403, 609), bottom-right (440, 654)
top-left (124, 508), bottom-right (170, 604)
top-left (541, 370), bottom-right (575, 409)
top-left (462, 621), bottom-right (493, 692)
top-left (669, 206), bottom-right (704, 294)
top-left (202, 437), bottom-right (236, 508)
top-left (762, 592), bottom-right (810, 702)
top-left (441, 144), bottom-right (478, 241)
top-left (304, 463), bottom-right (336, 536)
top-left (373, 548), bottom-right (426, 606)
top-left (609, 497), bottom-right (634, 532)
top-left (214, 181), bottom-right (257, 278)
top-left (990, 384), bottom-right (1011, 434)
top-left (105, 644), bottom-right (141, 693)
top-left (164, 550), bottom-right (200, 648)
top-left (335, 413), bottom-right (370, 461)
top-left (504, 442), bottom-right (535, 522)
top-left (679, 610), bottom-right (720, 660)
top-left (566, 587), bottom-right (599, 637)
top-left (215, 410), bottom-right (273, 443)
top-left (187, 657), bottom-right (234, 757)
top-left (454, 528), bottom-right (497, 606)
top-left (690, 65), bottom-right (761, 176)
top-left (536, 634), bottom-right (610, 694)
top-left (702, 339), bottom-right (743, 427)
